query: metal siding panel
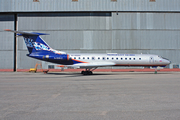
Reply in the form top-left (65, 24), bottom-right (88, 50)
top-left (1, 0), bottom-right (180, 12)
top-left (17, 51), bottom-right (41, 69)
top-left (80, 49), bottom-right (109, 54)
top-left (18, 13), bottom-right (111, 31)
top-left (0, 14), bottom-right (14, 69)
top-left (0, 51), bottom-right (13, 69)
top-left (92, 31), bottom-right (112, 50)
top-left (40, 31), bottom-right (83, 50)
top-left (0, 15), bottom-right (14, 50)
top-left (112, 13), bottom-right (180, 30)
top-left (112, 30), bottom-right (180, 50)
top-left (0, 32), bottom-right (14, 50)
top-left (0, 15), bottom-right (14, 31)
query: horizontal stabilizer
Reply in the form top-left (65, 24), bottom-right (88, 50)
top-left (4, 29), bottom-right (49, 36)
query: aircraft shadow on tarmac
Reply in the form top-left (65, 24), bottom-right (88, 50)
top-left (47, 72), bottom-right (115, 77)
top-left (47, 72), bottom-right (173, 77)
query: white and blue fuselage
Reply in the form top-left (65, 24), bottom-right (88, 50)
top-left (68, 53), bottom-right (170, 68)
top-left (5, 29), bottom-right (171, 75)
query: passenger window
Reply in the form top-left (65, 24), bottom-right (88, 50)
top-left (129, 58), bottom-right (131, 60)
top-left (133, 58), bottom-right (135, 60)
top-left (87, 57), bottom-right (89, 59)
top-left (116, 58), bottom-right (118, 60)
top-left (125, 58), bottom-right (127, 60)
top-left (112, 58), bottom-right (114, 60)
top-left (121, 58), bottom-right (123, 60)
top-left (98, 57), bottom-right (100, 60)
top-left (103, 57), bottom-right (105, 60)
top-left (92, 57), bottom-right (95, 60)
top-left (107, 57), bottom-right (109, 60)
top-left (79, 57), bottom-right (81, 59)
top-left (83, 57), bottom-right (85, 59)
top-left (74, 57), bottom-right (76, 59)
top-left (139, 58), bottom-right (141, 60)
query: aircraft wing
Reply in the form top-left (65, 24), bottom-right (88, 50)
top-left (66, 62), bottom-right (116, 69)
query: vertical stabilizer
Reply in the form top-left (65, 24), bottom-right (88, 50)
top-left (4, 29), bottom-right (66, 55)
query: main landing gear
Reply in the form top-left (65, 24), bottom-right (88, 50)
top-left (81, 71), bottom-right (93, 75)
top-left (81, 67), bottom-right (97, 75)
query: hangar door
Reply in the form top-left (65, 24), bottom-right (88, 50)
top-left (17, 13), bottom-right (112, 69)
top-left (0, 15), bottom-right (15, 71)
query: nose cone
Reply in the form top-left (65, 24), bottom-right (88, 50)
top-left (164, 59), bottom-right (171, 65)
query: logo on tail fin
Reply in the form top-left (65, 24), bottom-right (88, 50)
top-left (33, 42), bottom-right (51, 51)
top-left (24, 38), bottom-right (34, 48)
top-left (24, 37), bottom-right (51, 51)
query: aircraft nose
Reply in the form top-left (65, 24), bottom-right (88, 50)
top-left (165, 59), bottom-right (171, 65)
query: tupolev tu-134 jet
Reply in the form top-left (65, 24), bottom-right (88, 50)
top-left (5, 29), bottom-right (171, 75)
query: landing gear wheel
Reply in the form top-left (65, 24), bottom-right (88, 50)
top-left (88, 71), bottom-right (93, 75)
top-left (81, 71), bottom-right (93, 75)
top-left (84, 71), bottom-right (88, 75)
top-left (81, 71), bottom-right (85, 74)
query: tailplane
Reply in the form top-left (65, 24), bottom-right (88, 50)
top-left (4, 29), bottom-right (66, 55)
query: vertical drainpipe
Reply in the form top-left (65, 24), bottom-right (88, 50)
top-left (14, 14), bottom-right (17, 72)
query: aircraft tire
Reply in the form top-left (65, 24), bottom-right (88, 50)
top-left (82, 71), bottom-right (93, 75)
top-left (86, 71), bottom-right (93, 75)
top-left (83, 71), bottom-right (88, 75)
top-left (89, 71), bottom-right (93, 75)
top-left (81, 71), bottom-right (84, 74)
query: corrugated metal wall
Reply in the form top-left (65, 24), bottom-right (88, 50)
top-left (17, 13), bottom-right (112, 69)
top-left (16, 12), bottom-right (180, 69)
top-left (0, 15), bottom-right (14, 69)
top-left (1, 0), bottom-right (180, 70)
top-left (1, 0), bottom-right (180, 12)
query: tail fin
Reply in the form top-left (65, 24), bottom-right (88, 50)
top-left (4, 29), bottom-right (66, 54)
top-left (23, 35), bottom-right (50, 54)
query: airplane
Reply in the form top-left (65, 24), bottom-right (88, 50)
top-left (5, 29), bottom-right (171, 75)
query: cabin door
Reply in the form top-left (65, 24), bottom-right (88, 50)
top-left (149, 57), bottom-right (154, 63)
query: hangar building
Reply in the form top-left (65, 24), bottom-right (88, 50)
top-left (0, 0), bottom-right (180, 71)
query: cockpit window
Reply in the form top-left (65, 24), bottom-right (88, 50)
top-left (158, 56), bottom-right (169, 60)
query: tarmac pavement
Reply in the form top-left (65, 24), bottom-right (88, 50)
top-left (0, 72), bottom-right (180, 120)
